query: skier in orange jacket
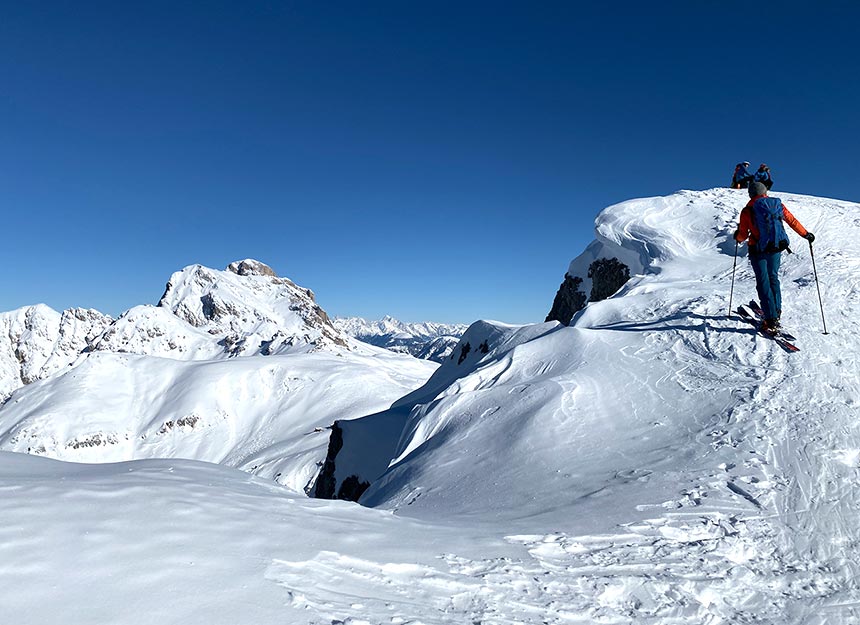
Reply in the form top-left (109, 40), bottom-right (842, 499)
top-left (734, 181), bottom-right (815, 332)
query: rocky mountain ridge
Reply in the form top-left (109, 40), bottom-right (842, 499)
top-left (0, 305), bottom-right (113, 401)
top-left (0, 259), bottom-right (351, 400)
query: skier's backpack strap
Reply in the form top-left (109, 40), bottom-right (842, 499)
top-left (752, 196), bottom-right (790, 253)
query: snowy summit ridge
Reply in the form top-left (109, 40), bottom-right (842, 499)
top-left (309, 187), bottom-right (860, 621)
top-left (0, 305), bottom-right (112, 400)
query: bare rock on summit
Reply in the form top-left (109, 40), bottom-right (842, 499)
top-left (227, 259), bottom-right (277, 278)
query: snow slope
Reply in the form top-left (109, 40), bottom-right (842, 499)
top-left (364, 188), bottom-right (860, 523)
top-left (0, 452), bottom-right (498, 625)
top-left (3, 188), bottom-right (860, 624)
top-left (0, 347), bottom-right (433, 492)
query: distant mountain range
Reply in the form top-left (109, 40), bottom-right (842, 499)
top-left (334, 316), bottom-right (467, 362)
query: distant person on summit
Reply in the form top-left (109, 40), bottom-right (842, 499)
top-left (734, 181), bottom-right (815, 333)
top-left (753, 163), bottom-right (773, 190)
top-left (731, 162), bottom-right (753, 189)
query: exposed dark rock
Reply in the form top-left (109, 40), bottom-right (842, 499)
top-left (157, 415), bottom-right (200, 434)
top-left (201, 293), bottom-right (217, 320)
top-left (337, 475), bottom-right (370, 501)
top-left (68, 432), bottom-right (119, 449)
top-left (457, 342), bottom-right (471, 364)
top-left (313, 421), bottom-right (344, 499)
top-left (545, 274), bottom-right (587, 325)
top-left (588, 258), bottom-right (630, 302)
top-left (227, 259), bottom-right (277, 277)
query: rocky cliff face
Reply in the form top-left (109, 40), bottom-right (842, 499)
top-left (0, 305), bottom-right (113, 400)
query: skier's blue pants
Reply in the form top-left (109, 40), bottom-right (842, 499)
top-left (749, 251), bottom-right (782, 320)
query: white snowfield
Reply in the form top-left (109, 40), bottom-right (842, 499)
top-left (2, 188), bottom-right (859, 624)
top-left (0, 348), bottom-right (433, 493)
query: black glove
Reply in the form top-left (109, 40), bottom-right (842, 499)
top-left (733, 230), bottom-right (741, 242)
top-left (805, 232), bottom-right (815, 243)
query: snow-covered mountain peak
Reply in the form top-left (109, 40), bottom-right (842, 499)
top-left (0, 260), bottom-right (355, 401)
top-left (157, 259), bottom-right (348, 353)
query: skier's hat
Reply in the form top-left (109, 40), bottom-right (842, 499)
top-left (748, 181), bottom-right (767, 198)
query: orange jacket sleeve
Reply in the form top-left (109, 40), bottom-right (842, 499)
top-left (782, 205), bottom-right (808, 237)
top-left (735, 203), bottom-right (754, 243)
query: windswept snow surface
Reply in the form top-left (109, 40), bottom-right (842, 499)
top-left (3, 188), bottom-right (860, 624)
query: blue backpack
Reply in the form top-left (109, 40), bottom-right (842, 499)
top-left (752, 196), bottom-right (790, 253)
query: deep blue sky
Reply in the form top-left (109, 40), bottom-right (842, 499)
top-left (2, 1), bottom-right (857, 324)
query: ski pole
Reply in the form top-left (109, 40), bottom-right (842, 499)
top-left (728, 240), bottom-right (739, 316)
top-left (809, 240), bottom-right (828, 335)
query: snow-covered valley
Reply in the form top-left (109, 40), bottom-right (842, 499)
top-left (2, 188), bottom-right (859, 624)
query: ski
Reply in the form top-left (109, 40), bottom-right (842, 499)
top-left (745, 300), bottom-right (797, 341)
top-left (736, 306), bottom-right (800, 352)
